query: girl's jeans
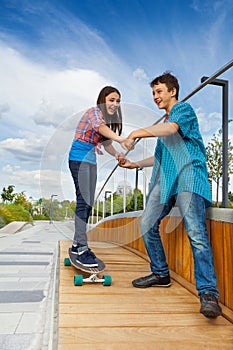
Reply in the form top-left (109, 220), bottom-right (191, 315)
top-left (69, 160), bottom-right (97, 247)
top-left (140, 181), bottom-right (218, 297)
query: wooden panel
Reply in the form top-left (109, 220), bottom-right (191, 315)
top-left (223, 221), bottom-right (233, 309)
top-left (182, 226), bottom-right (193, 282)
top-left (167, 219), bottom-right (176, 272)
top-left (210, 220), bottom-right (225, 301)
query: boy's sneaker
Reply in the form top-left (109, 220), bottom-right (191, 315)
top-left (132, 273), bottom-right (171, 288)
top-left (76, 249), bottom-right (98, 268)
top-left (200, 292), bottom-right (222, 318)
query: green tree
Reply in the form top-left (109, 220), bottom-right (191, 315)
top-left (228, 191), bottom-right (233, 208)
top-left (126, 188), bottom-right (144, 212)
top-left (229, 191), bottom-right (233, 202)
top-left (1, 185), bottom-right (15, 203)
top-left (14, 191), bottom-right (32, 212)
top-left (206, 127), bottom-right (233, 206)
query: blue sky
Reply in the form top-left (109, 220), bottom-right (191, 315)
top-left (0, 0), bottom-right (232, 202)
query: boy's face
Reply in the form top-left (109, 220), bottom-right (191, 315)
top-left (152, 82), bottom-right (176, 113)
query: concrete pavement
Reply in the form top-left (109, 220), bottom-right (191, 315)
top-left (0, 220), bottom-right (74, 350)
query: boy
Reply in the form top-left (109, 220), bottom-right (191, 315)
top-left (120, 72), bottom-right (222, 318)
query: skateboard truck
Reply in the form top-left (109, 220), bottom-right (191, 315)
top-left (73, 273), bottom-right (112, 286)
top-left (64, 255), bottom-right (112, 286)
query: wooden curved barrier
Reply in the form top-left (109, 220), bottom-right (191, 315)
top-left (88, 208), bottom-right (233, 322)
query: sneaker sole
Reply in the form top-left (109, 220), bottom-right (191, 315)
top-left (200, 308), bottom-right (222, 318)
top-left (132, 282), bottom-right (171, 288)
top-left (76, 261), bottom-right (98, 268)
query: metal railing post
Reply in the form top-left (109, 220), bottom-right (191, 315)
top-left (201, 76), bottom-right (229, 207)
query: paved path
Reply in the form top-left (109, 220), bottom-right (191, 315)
top-left (0, 220), bottom-right (74, 350)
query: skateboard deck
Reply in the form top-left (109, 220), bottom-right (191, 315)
top-left (68, 248), bottom-right (105, 273)
top-left (64, 248), bottom-right (112, 286)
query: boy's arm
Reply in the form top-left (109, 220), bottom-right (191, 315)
top-left (128, 122), bottom-right (179, 140)
top-left (119, 156), bottom-right (154, 169)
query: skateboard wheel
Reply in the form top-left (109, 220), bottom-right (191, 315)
top-left (74, 275), bottom-right (83, 286)
top-left (64, 257), bottom-right (71, 266)
top-left (102, 275), bottom-right (112, 286)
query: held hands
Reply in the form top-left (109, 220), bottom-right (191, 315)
top-left (115, 151), bottom-right (134, 169)
top-left (118, 157), bottom-right (136, 169)
top-left (118, 137), bottom-right (135, 151)
top-left (115, 152), bottom-right (126, 164)
top-left (116, 133), bottom-right (140, 169)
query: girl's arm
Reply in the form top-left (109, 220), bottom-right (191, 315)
top-left (98, 124), bottom-right (123, 143)
top-left (98, 124), bottom-right (132, 151)
top-left (103, 142), bottom-right (126, 162)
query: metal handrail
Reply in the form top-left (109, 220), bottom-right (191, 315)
top-left (95, 59), bottom-right (233, 203)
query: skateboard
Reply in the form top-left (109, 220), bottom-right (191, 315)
top-left (64, 248), bottom-right (112, 286)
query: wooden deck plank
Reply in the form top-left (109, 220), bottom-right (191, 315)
top-left (59, 327), bottom-right (233, 348)
top-left (59, 313), bottom-right (230, 327)
top-left (58, 240), bottom-right (233, 350)
top-left (58, 343), bottom-right (233, 350)
top-left (59, 302), bottom-right (200, 314)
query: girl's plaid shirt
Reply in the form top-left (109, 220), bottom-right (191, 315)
top-left (74, 107), bottom-right (106, 145)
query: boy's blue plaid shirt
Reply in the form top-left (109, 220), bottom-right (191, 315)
top-left (150, 102), bottom-right (212, 207)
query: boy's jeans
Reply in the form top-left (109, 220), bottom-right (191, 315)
top-left (140, 182), bottom-right (218, 297)
top-left (69, 160), bottom-right (97, 247)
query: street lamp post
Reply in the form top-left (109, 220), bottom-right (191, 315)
top-left (49, 194), bottom-right (58, 224)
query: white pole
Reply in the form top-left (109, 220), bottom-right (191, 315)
top-left (91, 206), bottom-right (94, 224)
top-left (103, 196), bottom-right (105, 219)
top-left (110, 192), bottom-right (113, 216)
top-left (143, 139), bottom-right (147, 209)
top-left (96, 199), bottom-right (99, 223)
top-left (123, 169), bottom-right (127, 213)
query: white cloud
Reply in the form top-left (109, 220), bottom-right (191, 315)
top-left (0, 42), bottom-right (110, 133)
top-left (196, 108), bottom-right (221, 135)
top-left (2, 164), bottom-right (14, 173)
top-left (0, 162), bottom-right (74, 200)
top-left (133, 67), bottom-right (149, 81)
top-left (0, 133), bottom-right (49, 163)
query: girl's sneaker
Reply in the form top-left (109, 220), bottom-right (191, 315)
top-left (71, 244), bottom-right (88, 255)
top-left (71, 245), bottom-right (78, 254)
top-left (76, 249), bottom-right (98, 267)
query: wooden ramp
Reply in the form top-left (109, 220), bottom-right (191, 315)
top-left (58, 241), bottom-right (233, 350)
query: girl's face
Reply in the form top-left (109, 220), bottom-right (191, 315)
top-left (105, 92), bottom-right (121, 115)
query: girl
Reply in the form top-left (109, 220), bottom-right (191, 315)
top-left (69, 86), bottom-right (129, 267)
